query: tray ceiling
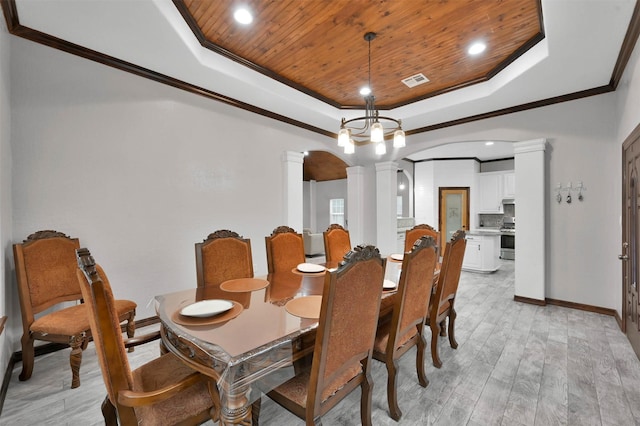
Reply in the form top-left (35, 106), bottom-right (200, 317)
top-left (175, 0), bottom-right (543, 109)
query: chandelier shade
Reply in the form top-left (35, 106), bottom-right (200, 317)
top-left (338, 32), bottom-right (405, 154)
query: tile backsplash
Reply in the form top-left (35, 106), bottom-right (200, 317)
top-left (478, 214), bottom-right (503, 228)
top-left (479, 204), bottom-right (515, 228)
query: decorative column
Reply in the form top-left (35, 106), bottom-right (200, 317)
top-left (514, 138), bottom-right (546, 303)
top-left (375, 161), bottom-right (398, 255)
top-left (309, 179), bottom-right (317, 232)
top-left (347, 166), bottom-right (365, 246)
top-left (282, 151), bottom-right (304, 232)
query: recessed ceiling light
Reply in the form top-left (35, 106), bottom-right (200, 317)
top-left (468, 41), bottom-right (486, 56)
top-left (234, 8), bottom-right (253, 25)
top-left (360, 87), bottom-right (371, 96)
top-left (485, 141), bottom-right (494, 146)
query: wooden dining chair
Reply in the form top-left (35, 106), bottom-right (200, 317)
top-left (195, 229), bottom-right (254, 288)
top-left (75, 247), bottom-right (219, 426)
top-left (373, 235), bottom-right (438, 420)
top-left (254, 244), bottom-right (386, 426)
top-left (427, 229), bottom-right (467, 368)
top-left (405, 223), bottom-right (441, 257)
top-left (265, 226), bottom-right (306, 273)
top-left (322, 223), bottom-right (352, 263)
top-left (13, 230), bottom-right (136, 389)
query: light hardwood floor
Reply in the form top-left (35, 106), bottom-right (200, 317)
top-left (3, 260), bottom-right (640, 425)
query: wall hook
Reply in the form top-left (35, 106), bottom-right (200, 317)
top-left (554, 183), bottom-right (562, 203)
top-left (576, 181), bottom-right (585, 201)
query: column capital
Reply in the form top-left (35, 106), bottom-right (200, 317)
top-left (514, 138), bottom-right (546, 155)
top-left (375, 161), bottom-right (399, 173)
top-left (282, 151), bottom-right (305, 164)
top-left (346, 165), bottom-right (366, 177)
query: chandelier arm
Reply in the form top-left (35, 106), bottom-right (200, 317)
top-left (337, 31), bottom-right (405, 152)
top-left (341, 116), bottom-right (402, 127)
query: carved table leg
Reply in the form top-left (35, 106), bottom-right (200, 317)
top-left (219, 383), bottom-right (253, 425)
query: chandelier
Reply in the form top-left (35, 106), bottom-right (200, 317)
top-left (338, 32), bottom-right (405, 155)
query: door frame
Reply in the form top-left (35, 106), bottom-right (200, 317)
top-left (622, 123), bottom-right (640, 333)
top-left (438, 187), bottom-right (470, 239)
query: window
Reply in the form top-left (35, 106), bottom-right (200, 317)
top-left (330, 198), bottom-right (345, 226)
top-left (397, 195), bottom-right (403, 217)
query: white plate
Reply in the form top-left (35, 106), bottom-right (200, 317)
top-left (383, 279), bottom-right (397, 289)
top-left (390, 253), bottom-right (404, 261)
top-left (297, 263), bottom-right (325, 273)
top-left (180, 300), bottom-right (234, 318)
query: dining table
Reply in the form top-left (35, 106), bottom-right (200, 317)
top-left (156, 257), bottom-right (404, 425)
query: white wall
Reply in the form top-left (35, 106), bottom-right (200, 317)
top-left (7, 36), bottom-right (329, 347)
top-left (414, 159), bottom-right (479, 230)
top-left (0, 17), bottom-right (13, 372)
top-left (415, 161), bottom-right (435, 226)
top-left (617, 31), bottom-right (640, 143)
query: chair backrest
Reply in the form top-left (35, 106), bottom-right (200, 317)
top-left (76, 248), bottom-right (136, 421)
top-left (13, 230), bottom-right (82, 319)
top-left (404, 224), bottom-right (441, 255)
top-left (195, 229), bottom-right (254, 288)
top-left (265, 226), bottom-right (305, 273)
top-left (432, 230), bottom-right (466, 316)
top-left (309, 244), bottom-right (385, 410)
top-left (390, 236), bottom-right (438, 349)
top-left (323, 224), bottom-right (351, 263)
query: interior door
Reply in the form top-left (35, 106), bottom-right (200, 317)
top-left (622, 125), bottom-right (640, 357)
top-left (439, 187), bottom-right (469, 242)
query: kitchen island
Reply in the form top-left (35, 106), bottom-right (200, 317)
top-left (462, 229), bottom-right (500, 273)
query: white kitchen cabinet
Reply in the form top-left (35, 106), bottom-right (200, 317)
top-left (503, 171), bottom-right (516, 198)
top-left (478, 171), bottom-right (515, 212)
top-left (462, 232), bottom-right (500, 273)
top-left (463, 235), bottom-right (482, 270)
top-left (478, 173), bottom-right (503, 213)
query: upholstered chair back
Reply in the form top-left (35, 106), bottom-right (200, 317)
top-left (14, 230), bottom-right (81, 314)
top-left (405, 224), bottom-right (441, 256)
top-left (265, 226), bottom-right (305, 273)
top-left (323, 224), bottom-right (352, 263)
top-left (195, 230), bottom-right (254, 288)
top-left (312, 245), bottom-right (385, 404)
top-left (435, 230), bottom-right (466, 315)
top-left (76, 249), bottom-right (134, 417)
top-left (396, 236), bottom-right (438, 339)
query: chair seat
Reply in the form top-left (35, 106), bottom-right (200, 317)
top-left (270, 362), bottom-right (362, 406)
top-left (133, 353), bottom-right (214, 426)
top-left (31, 299), bottom-right (136, 336)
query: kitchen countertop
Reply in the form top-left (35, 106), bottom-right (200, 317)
top-left (468, 228), bottom-right (502, 236)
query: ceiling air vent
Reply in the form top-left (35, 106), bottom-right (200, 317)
top-left (401, 73), bottom-right (429, 88)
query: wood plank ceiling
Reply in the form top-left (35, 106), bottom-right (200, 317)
top-left (174, 0), bottom-right (543, 109)
top-left (302, 151), bottom-right (348, 182)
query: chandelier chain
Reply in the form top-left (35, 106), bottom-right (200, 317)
top-left (337, 31), bottom-right (405, 153)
